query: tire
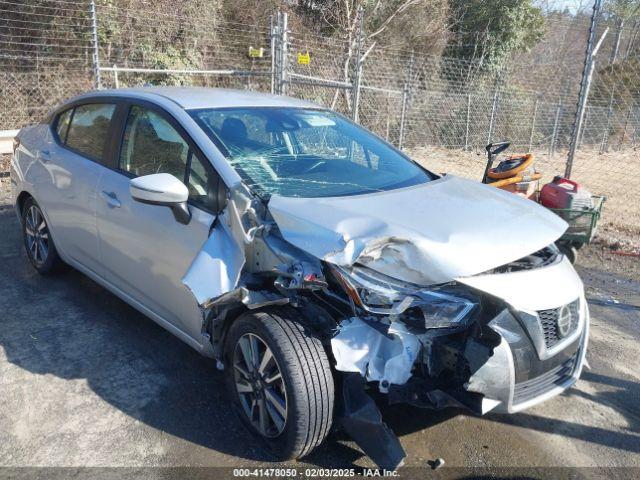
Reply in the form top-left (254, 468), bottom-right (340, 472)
top-left (224, 308), bottom-right (334, 460)
top-left (21, 197), bottom-right (64, 274)
top-left (557, 241), bottom-right (578, 264)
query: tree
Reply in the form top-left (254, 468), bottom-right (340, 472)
top-left (605, 0), bottom-right (640, 63)
top-left (295, 0), bottom-right (449, 109)
top-left (445, 0), bottom-right (546, 71)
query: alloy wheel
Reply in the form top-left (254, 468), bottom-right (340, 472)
top-left (24, 205), bottom-right (49, 266)
top-left (233, 333), bottom-right (288, 438)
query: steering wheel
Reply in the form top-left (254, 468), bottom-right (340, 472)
top-left (486, 141), bottom-right (510, 156)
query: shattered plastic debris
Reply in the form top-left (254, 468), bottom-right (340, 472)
top-left (331, 317), bottom-right (420, 391)
top-left (340, 373), bottom-right (406, 471)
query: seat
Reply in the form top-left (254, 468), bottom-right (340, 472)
top-left (220, 117), bottom-right (250, 154)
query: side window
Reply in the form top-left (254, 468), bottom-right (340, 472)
top-left (55, 108), bottom-right (73, 143)
top-left (187, 152), bottom-right (220, 212)
top-left (65, 103), bottom-right (116, 161)
top-left (121, 105), bottom-right (221, 212)
top-left (120, 106), bottom-right (189, 180)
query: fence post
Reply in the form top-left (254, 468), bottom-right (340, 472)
top-left (464, 93), bottom-right (472, 151)
top-left (351, 6), bottom-right (364, 122)
top-left (578, 103), bottom-right (590, 149)
top-left (528, 97), bottom-right (539, 152)
top-left (619, 104), bottom-right (633, 148)
top-left (599, 89), bottom-right (615, 153)
top-left (566, 0), bottom-right (604, 178)
top-left (279, 12), bottom-right (288, 95)
top-left (549, 99), bottom-right (562, 157)
top-left (398, 51), bottom-right (414, 149)
top-left (89, 0), bottom-right (102, 89)
top-left (271, 11), bottom-right (288, 95)
top-left (487, 73), bottom-right (501, 145)
top-left (270, 14), bottom-right (276, 94)
top-left (113, 64), bottom-right (119, 89)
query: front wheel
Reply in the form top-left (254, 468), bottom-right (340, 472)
top-left (224, 309), bottom-right (334, 460)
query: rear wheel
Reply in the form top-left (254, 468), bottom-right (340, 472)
top-left (224, 309), bottom-right (334, 460)
top-left (21, 198), bottom-right (63, 274)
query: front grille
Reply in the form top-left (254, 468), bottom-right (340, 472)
top-left (513, 354), bottom-right (577, 405)
top-left (538, 299), bottom-right (580, 348)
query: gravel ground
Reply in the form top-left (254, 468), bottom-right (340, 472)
top-left (0, 154), bottom-right (11, 208)
top-left (0, 209), bottom-right (638, 479)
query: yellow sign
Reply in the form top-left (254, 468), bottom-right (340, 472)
top-left (248, 46), bottom-right (264, 58)
top-left (297, 52), bottom-right (310, 65)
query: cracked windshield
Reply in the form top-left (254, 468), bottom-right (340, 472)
top-left (190, 107), bottom-right (433, 198)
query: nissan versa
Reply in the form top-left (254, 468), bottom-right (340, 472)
top-left (11, 87), bottom-right (588, 469)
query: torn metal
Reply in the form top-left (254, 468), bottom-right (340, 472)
top-left (268, 175), bottom-right (568, 285)
top-left (182, 213), bottom-right (245, 307)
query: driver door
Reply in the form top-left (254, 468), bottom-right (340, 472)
top-left (96, 103), bottom-right (222, 343)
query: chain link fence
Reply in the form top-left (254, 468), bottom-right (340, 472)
top-left (1, 0), bottom-right (639, 245)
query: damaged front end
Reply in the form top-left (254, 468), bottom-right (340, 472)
top-left (180, 178), bottom-right (588, 471)
top-left (326, 253), bottom-right (588, 469)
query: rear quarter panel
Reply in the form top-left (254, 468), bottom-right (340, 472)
top-left (11, 124), bottom-right (65, 250)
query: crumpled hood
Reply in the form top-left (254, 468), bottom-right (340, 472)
top-left (268, 175), bottom-right (568, 285)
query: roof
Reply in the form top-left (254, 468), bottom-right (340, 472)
top-left (87, 86), bottom-right (321, 110)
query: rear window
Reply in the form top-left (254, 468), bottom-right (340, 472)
top-left (55, 109), bottom-right (72, 143)
top-left (65, 103), bottom-right (116, 161)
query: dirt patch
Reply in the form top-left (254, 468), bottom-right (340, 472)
top-left (408, 145), bottom-right (640, 252)
top-left (0, 153), bottom-right (10, 172)
top-left (579, 242), bottom-right (640, 281)
top-left (0, 154), bottom-right (11, 208)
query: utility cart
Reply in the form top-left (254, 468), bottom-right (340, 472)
top-left (547, 195), bottom-right (606, 263)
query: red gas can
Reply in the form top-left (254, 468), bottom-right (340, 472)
top-left (539, 176), bottom-right (593, 210)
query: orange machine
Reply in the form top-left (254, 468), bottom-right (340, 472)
top-left (482, 144), bottom-right (541, 199)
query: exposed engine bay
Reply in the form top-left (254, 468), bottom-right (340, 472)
top-left (182, 176), bottom-right (588, 470)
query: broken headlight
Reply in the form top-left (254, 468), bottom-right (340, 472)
top-left (412, 289), bottom-right (478, 329)
top-left (332, 265), bottom-right (478, 327)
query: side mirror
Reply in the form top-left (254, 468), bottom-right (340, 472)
top-left (130, 173), bottom-right (191, 224)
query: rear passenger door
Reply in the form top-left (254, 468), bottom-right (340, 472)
top-left (41, 102), bottom-right (117, 275)
top-left (96, 103), bottom-right (222, 342)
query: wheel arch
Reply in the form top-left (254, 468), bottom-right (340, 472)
top-left (16, 190), bottom-right (34, 217)
top-left (209, 300), bottom-right (337, 363)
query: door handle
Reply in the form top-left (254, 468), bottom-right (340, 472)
top-left (101, 190), bottom-right (121, 208)
top-left (37, 149), bottom-right (51, 162)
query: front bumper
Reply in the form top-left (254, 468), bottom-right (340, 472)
top-left (468, 296), bottom-right (589, 414)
